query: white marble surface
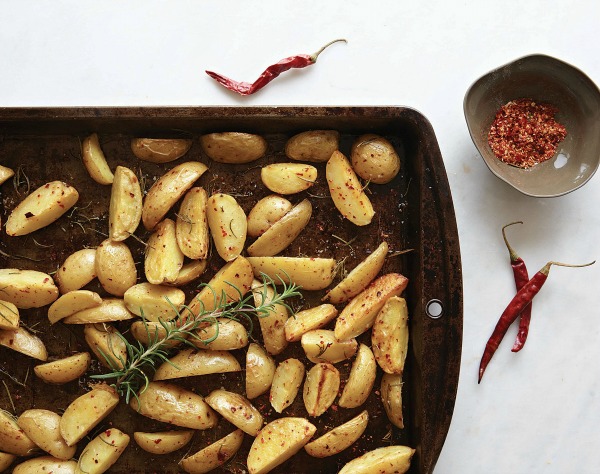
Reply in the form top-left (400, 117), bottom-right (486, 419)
top-left (1, 1), bottom-right (600, 472)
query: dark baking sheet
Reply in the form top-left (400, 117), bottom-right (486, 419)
top-left (0, 106), bottom-right (462, 474)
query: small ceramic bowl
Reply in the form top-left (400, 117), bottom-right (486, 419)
top-left (464, 54), bottom-right (600, 197)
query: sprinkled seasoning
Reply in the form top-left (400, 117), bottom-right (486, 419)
top-left (487, 98), bottom-right (567, 168)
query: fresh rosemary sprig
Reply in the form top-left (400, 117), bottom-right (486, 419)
top-left (91, 274), bottom-right (301, 404)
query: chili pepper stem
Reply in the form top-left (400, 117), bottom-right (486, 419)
top-left (309, 39), bottom-right (347, 62)
top-left (541, 260), bottom-right (595, 275)
top-left (502, 221), bottom-right (523, 262)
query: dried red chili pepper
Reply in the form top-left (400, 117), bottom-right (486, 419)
top-left (478, 259), bottom-right (595, 383)
top-left (205, 39), bottom-right (346, 96)
top-left (501, 221), bottom-right (531, 352)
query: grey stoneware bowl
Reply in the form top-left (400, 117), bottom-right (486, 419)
top-left (464, 54), bottom-right (600, 197)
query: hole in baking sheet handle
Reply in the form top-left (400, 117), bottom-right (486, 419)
top-left (426, 299), bottom-right (443, 319)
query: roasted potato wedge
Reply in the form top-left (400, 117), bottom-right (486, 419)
top-left (95, 239), bottom-right (137, 297)
top-left (0, 269), bottom-right (58, 309)
top-left (123, 283), bottom-right (185, 322)
top-left (76, 428), bottom-right (129, 474)
top-left (108, 165), bottom-right (143, 241)
top-left (0, 327), bottom-right (47, 361)
top-left (17, 409), bottom-right (76, 460)
top-left (247, 256), bottom-right (336, 291)
top-left (206, 193), bottom-right (247, 261)
top-left (251, 279), bottom-right (289, 355)
top-left (0, 164), bottom-right (14, 185)
top-left (351, 134), bottom-right (401, 184)
top-left (338, 344), bottom-right (376, 408)
top-left (180, 429), bottom-right (244, 474)
top-left (304, 410), bottom-right (369, 458)
top-left (55, 248), bottom-right (97, 294)
top-left (81, 133), bottom-right (114, 185)
top-left (0, 452), bottom-right (16, 472)
top-left (372, 296), bottom-right (409, 374)
top-left (200, 132), bottom-right (266, 164)
top-left (84, 323), bottom-right (127, 369)
top-left (246, 343), bottom-right (276, 399)
top-left (131, 138), bottom-right (192, 163)
top-left (176, 187), bottom-right (209, 260)
top-left (0, 300), bottom-right (19, 330)
top-left (303, 363), bottom-right (340, 417)
top-left (34, 352), bottom-right (91, 385)
top-left (12, 456), bottom-right (77, 474)
top-left (270, 358), bottom-right (305, 413)
top-left (301, 329), bottom-right (357, 364)
top-left (130, 320), bottom-right (181, 349)
top-left (145, 218), bottom-right (185, 285)
top-left (165, 260), bottom-right (207, 287)
top-left (62, 298), bottom-right (135, 324)
top-left (205, 389), bottom-right (263, 436)
top-left (0, 409), bottom-right (37, 456)
top-left (261, 163), bottom-right (317, 195)
top-left (381, 373), bottom-right (404, 429)
top-left (338, 445), bottom-right (415, 474)
top-left (285, 130), bottom-right (339, 163)
top-left (134, 430), bottom-right (194, 455)
top-left (191, 318), bottom-right (249, 350)
top-left (284, 303), bottom-right (337, 342)
top-left (247, 195), bottom-right (292, 238)
top-left (47, 290), bottom-right (102, 324)
top-left (153, 348), bottom-right (241, 381)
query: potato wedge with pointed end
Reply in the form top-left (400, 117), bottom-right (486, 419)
top-left (48, 290), bottom-right (102, 324)
top-left (351, 134), bottom-right (401, 184)
top-left (131, 138), bottom-right (193, 163)
top-left (303, 363), bottom-right (340, 417)
top-left (0, 327), bottom-right (47, 361)
top-left (247, 256), bottom-right (336, 291)
top-left (0, 409), bottom-right (37, 456)
top-left (284, 303), bottom-right (337, 342)
top-left (200, 132), bottom-right (267, 164)
top-left (130, 382), bottom-right (218, 430)
top-left (326, 150), bottom-right (374, 226)
top-left (134, 430), bottom-right (194, 455)
top-left (165, 260), bottom-right (208, 287)
top-left (84, 323), bottom-right (127, 369)
top-left (55, 248), bottom-right (97, 294)
top-left (0, 164), bottom-right (14, 185)
top-left (191, 318), bottom-right (248, 350)
top-left (0, 452), bottom-right (16, 472)
top-left (81, 133), bottom-right (114, 185)
top-left (324, 241), bottom-right (388, 304)
top-left (251, 279), bottom-right (289, 356)
top-left (270, 358), bottom-right (305, 414)
top-left (142, 161), bottom-right (208, 231)
top-left (247, 199), bottom-right (312, 257)
top-left (176, 187), bottom-right (209, 260)
top-left (285, 130), bottom-right (340, 163)
top-left (247, 195), bottom-right (292, 238)
top-left (206, 193), bottom-right (247, 262)
top-left (180, 429), bottom-right (244, 474)
top-left (246, 343), bottom-right (276, 400)
top-left (95, 239), bottom-right (137, 297)
top-left (338, 344), bottom-right (376, 408)
top-left (63, 298), bottom-right (134, 324)
top-left (304, 410), bottom-right (369, 458)
top-left (0, 269), bottom-right (58, 309)
top-left (0, 300), bottom-right (19, 330)
top-left (381, 373), bottom-right (404, 429)
top-left (76, 428), bottom-right (129, 474)
top-left (338, 445), bottom-right (415, 474)
top-left (153, 348), bottom-right (241, 381)
top-left (205, 389), bottom-right (263, 436)
top-left (145, 218), bottom-right (184, 285)
top-left (188, 256), bottom-right (254, 315)
top-left (247, 417), bottom-right (316, 474)
top-left (131, 320), bottom-right (181, 349)
top-left (12, 456), bottom-right (77, 474)
top-left (34, 352), bottom-right (91, 385)
top-left (261, 163), bottom-right (317, 195)
top-left (372, 296), bottom-right (409, 375)
top-left (334, 273), bottom-right (409, 341)
top-left (17, 409), bottom-right (76, 460)
top-left (108, 165), bottom-right (142, 241)
top-left (5, 181), bottom-right (79, 236)
top-left (301, 330), bottom-right (357, 365)
top-left (124, 283), bottom-right (185, 322)
top-left (59, 385), bottom-right (119, 447)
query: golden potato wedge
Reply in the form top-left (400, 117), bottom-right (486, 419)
top-left (130, 320), bottom-right (181, 349)
top-left (206, 193), bottom-right (247, 261)
top-left (108, 165), bottom-right (143, 241)
top-left (247, 199), bottom-right (312, 257)
top-left (17, 409), bottom-right (76, 460)
top-left (0, 269), bottom-right (58, 309)
top-left (62, 298), bottom-right (134, 324)
top-left (301, 329), bottom-right (357, 364)
top-left (285, 130), bottom-right (340, 163)
top-left (326, 150), bottom-right (374, 226)
top-left (303, 363), bottom-right (340, 417)
top-left (81, 133), bottom-right (114, 185)
top-left (164, 260), bottom-right (208, 287)
top-left (0, 452), bottom-right (16, 472)
top-left (372, 296), bottom-right (409, 374)
top-left (334, 273), bottom-right (409, 341)
top-left (338, 344), bottom-right (376, 408)
top-left (284, 303), bottom-right (337, 342)
top-left (0, 300), bottom-right (19, 330)
top-left (59, 385), bottom-right (119, 447)
top-left (247, 417), bottom-right (316, 474)
top-left (246, 343), bottom-right (276, 400)
top-left (251, 279), bottom-right (289, 356)
top-left (0, 165), bottom-right (15, 185)
top-left (124, 283), bottom-right (185, 322)
top-left (34, 352), bottom-right (91, 385)
top-left (381, 373), bottom-right (404, 429)
top-left (0, 327), bottom-right (47, 361)
top-left (48, 290), bottom-right (102, 324)
top-left (338, 445), bottom-right (415, 474)
top-left (145, 218), bottom-right (184, 285)
top-left (247, 256), bottom-right (336, 291)
top-left (142, 161), bottom-right (208, 231)
top-left (95, 239), bottom-right (137, 297)
top-left (351, 134), bottom-right (401, 184)
top-left (76, 428), bottom-right (129, 474)
top-left (247, 195), bottom-right (293, 238)
top-left (270, 358), bottom-right (305, 414)
top-left (205, 389), bottom-right (263, 436)
top-left (12, 456), bottom-right (77, 474)
top-left (84, 323), bottom-right (127, 369)
top-left (131, 138), bottom-right (193, 163)
top-left (176, 187), bottom-right (209, 260)
top-left (261, 163), bottom-right (317, 195)
top-left (191, 318), bottom-right (249, 350)
top-left (130, 381), bottom-right (218, 430)
top-left (5, 181), bottom-right (79, 236)
top-left (304, 410), bottom-right (369, 458)
top-left (134, 430), bottom-right (194, 455)
top-left (55, 248), bottom-right (97, 294)
top-left (153, 348), bottom-right (241, 381)
top-left (180, 429), bottom-right (244, 474)
top-left (324, 241), bottom-right (388, 304)
top-left (0, 409), bottom-right (36, 456)
top-left (200, 132), bottom-right (266, 164)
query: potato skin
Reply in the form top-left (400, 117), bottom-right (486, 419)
top-left (200, 132), bottom-right (267, 164)
top-left (17, 409), bottom-right (76, 460)
top-left (0, 269), bottom-right (59, 309)
top-left (0, 300), bottom-right (19, 330)
top-left (338, 445), bottom-right (415, 474)
top-left (251, 280), bottom-right (289, 356)
top-left (131, 138), bottom-right (192, 163)
top-left (0, 410), bottom-right (37, 456)
top-left (206, 193), bottom-right (247, 262)
top-left (77, 428), bottom-right (130, 473)
top-left (381, 373), bottom-right (404, 429)
top-left (145, 219), bottom-right (184, 285)
top-left (108, 165), bottom-right (142, 241)
top-left (285, 130), bottom-right (339, 163)
top-left (247, 195), bottom-right (292, 238)
top-left (351, 134), bottom-right (401, 184)
top-left (261, 163), bottom-right (317, 195)
top-left (0, 327), bottom-right (48, 361)
top-left (204, 389), bottom-right (263, 436)
top-left (82, 133), bottom-right (114, 185)
top-left (153, 348), bottom-right (241, 381)
top-left (176, 187), bottom-right (209, 260)
top-left (12, 456), bottom-right (77, 474)
top-left (372, 296), bottom-right (409, 374)
top-left (246, 343), bottom-right (276, 399)
top-left (95, 239), bottom-right (137, 297)
top-left (247, 256), bottom-right (336, 291)
top-left (55, 248), bottom-right (97, 294)
top-left (270, 358), bottom-right (305, 413)
top-left (180, 429), bottom-right (244, 474)
top-left (338, 344), bottom-right (377, 408)
top-left (134, 430), bottom-right (194, 455)
top-left (302, 363), bottom-right (340, 417)
top-left (34, 352), bottom-right (91, 385)
top-left (304, 410), bottom-right (369, 458)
